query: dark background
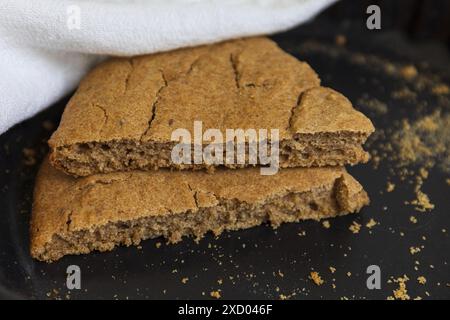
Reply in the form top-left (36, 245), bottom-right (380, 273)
top-left (324, 0), bottom-right (450, 45)
top-left (0, 0), bottom-right (449, 300)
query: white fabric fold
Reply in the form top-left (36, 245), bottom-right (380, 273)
top-left (0, 0), bottom-right (336, 134)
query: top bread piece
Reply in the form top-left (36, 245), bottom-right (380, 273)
top-left (48, 37), bottom-right (374, 175)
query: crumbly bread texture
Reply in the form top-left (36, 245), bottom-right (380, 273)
top-left (48, 37), bottom-right (375, 176)
top-left (31, 158), bottom-right (369, 262)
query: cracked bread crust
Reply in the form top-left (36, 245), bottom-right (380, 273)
top-left (31, 158), bottom-right (369, 262)
top-left (48, 37), bottom-right (374, 176)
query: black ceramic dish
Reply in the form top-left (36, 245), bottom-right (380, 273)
top-left (0, 17), bottom-right (449, 299)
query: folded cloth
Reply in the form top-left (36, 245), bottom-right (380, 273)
top-left (0, 0), bottom-right (336, 135)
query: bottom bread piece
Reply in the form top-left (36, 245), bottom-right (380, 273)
top-left (31, 158), bottom-right (369, 262)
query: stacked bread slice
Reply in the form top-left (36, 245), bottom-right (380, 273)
top-left (31, 37), bottom-right (374, 262)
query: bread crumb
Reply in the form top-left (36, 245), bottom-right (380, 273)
top-left (181, 277), bottom-right (189, 284)
top-left (210, 290), bottom-right (221, 299)
top-left (298, 230), bottom-right (306, 237)
top-left (386, 182), bottom-right (395, 192)
top-left (309, 271), bottom-right (324, 286)
top-left (392, 111), bottom-right (449, 174)
top-left (366, 218), bottom-right (377, 229)
top-left (346, 272), bottom-right (352, 277)
top-left (335, 34), bottom-right (347, 46)
top-left (392, 275), bottom-right (410, 300)
top-left (155, 242), bottom-right (161, 248)
top-left (349, 221), bottom-right (361, 234)
top-left (358, 95), bottom-right (388, 115)
top-left (419, 168), bottom-right (428, 179)
top-left (409, 216), bottom-right (418, 224)
top-left (417, 276), bottom-right (427, 285)
top-left (410, 190), bottom-right (434, 212)
top-left (322, 220), bottom-right (330, 229)
top-left (431, 83), bottom-right (449, 95)
top-left (409, 246), bottom-right (421, 255)
top-left (329, 266), bottom-right (336, 274)
top-left (392, 87), bottom-right (417, 100)
top-left (399, 65), bottom-right (418, 80)
top-left (382, 62), bottom-right (396, 74)
top-left (371, 155), bottom-right (381, 169)
top-left (22, 148), bottom-right (37, 166)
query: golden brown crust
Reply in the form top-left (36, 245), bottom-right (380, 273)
top-left (48, 37), bottom-right (374, 175)
top-left (291, 87), bottom-right (375, 134)
top-left (49, 37), bottom-right (322, 146)
top-left (31, 158), bottom-right (369, 262)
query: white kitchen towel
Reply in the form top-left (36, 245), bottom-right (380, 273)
top-left (0, 0), bottom-right (336, 135)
